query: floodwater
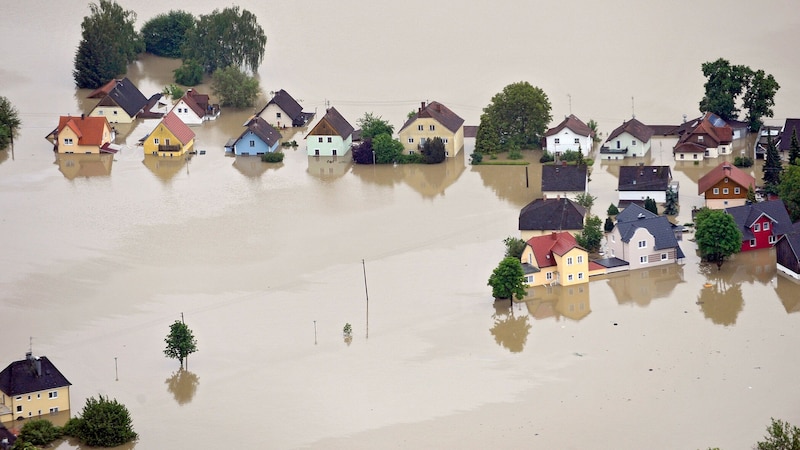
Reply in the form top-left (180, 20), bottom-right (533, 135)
top-left (1, 1), bottom-right (800, 448)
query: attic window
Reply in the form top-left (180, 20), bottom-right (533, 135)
top-left (724, 177), bottom-right (729, 183)
top-left (698, 136), bottom-right (704, 142)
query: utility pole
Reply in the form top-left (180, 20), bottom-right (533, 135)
top-left (362, 259), bottom-right (369, 339)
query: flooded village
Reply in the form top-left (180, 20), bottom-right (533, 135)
top-left (2, 0), bottom-right (800, 448)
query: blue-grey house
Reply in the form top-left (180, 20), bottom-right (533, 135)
top-left (225, 116), bottom-right (282, 156)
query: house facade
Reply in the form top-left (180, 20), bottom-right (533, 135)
top-left (518, 198), bottom-right (585, 240)
top-left (543, 114), bottom-right (594, 157)
top-left (225, 116), bottom-right (281, 156)
top-left (600, 118), bottom-right (654, 159)
top-left (725, 199), bottom-right (793, 252)
top-left (87, 78), bottom-right (148, 124)
top-left (776, 222), bottom-right (800, 280)
top-left (50, 115), bottom-right (113, 154)
top-left (257, 89), bottom-right (314, 128)
top-left (697, 162), bottom-right (755, 209)
top-left (143, 111), bottom-right (195, 157)
top-left (778, 118), bottom-right (800, 154)
top-left (171, 89), bottom-right (219, 125)
top-left (520, 231), bottom-right (589, 287)
top-left (673, 112), bottom-right (733, 160)
top-left (606, 204), bottom-right (685, 268)
top-left (0, 353), bottom-right (71, 422)
top-left (541, 164), bottom-right (587, 201)
top-left (398, 101), bottom-right (465, 157)
top-left (305, 107), bottom-right (354, 157)
top-left (618, 165), bottom-right (673, 204)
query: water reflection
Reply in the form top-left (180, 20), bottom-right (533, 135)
top-left (349, 155), bottom-right (466, 198)
top-left (489, 299), bottom-right (531, 353)
top-left (523, 284), bottom-right (591, 321)
top-left (775, 275), bottom-right (800, 313)
top-left (165, 369), bottom-right (199, 406)
top-left (697, 278), bottom-right (744, 326)
top-left (307, 156), bottom-right (352, 181)
top-left (54, 153), bottom-right (114, 179)
top-left (0, 149), bottom-right (8, 166)
top-left (606, 264), bottom-right (685, 307)
top-left (232, 156), bottom-right (282, 178)
top-left (728, 248), bottom-right (776, 285)
top-left (142, 154), bottom-right (191, 183)
top-left (471, 151), bottom-right (541, 207)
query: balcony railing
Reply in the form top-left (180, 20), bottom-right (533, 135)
top-left (600, 146), bottom-right (628, 154)
top-left (158, 144), bottom-right (182, 152)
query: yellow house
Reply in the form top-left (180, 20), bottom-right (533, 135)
top-left (143, 111), bottom-right (196, 157)
top-left (520, 231), bottom-right (589, 287)
top-left (49, 115), bottom-right (113, 154)
top-left (398, 101), bottom-right (465, 157)
top-left (0, 353), bottom-right (71, 422)
top-left (87, 78), bottom-right (148, 124)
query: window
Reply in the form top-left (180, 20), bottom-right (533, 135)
top-left (63, 138), bottom-right (73, 145)
top-left (769, 235), bottom-right (776, 244)
top-left (37, 394), bottom-right (41, 399)
top-left (445, 151), bottom-right (449, 157)
top-left (249, 140), bottom-right (255, 147)
top-left (723, 188), bottom-right (729, 195)
top-left (16, 406), bottom-right (22, 413)
top-left (408, 138), bottom-right (414, 143)
top-left (632, 140), bottom-right (637, 146)
top-left (698, 135), bottom-right (704, 142)
top-left (640, 256), bottom-right (648, 264)
top-left (50, 407), bottom-right (59, 414)
top-left (764, 222), bottom-right (770, 230)
top-left (724, 177), bottom-right (729, 183)
top-left (314, 149), bottom-right (320, 156)
top-left (546, 272), bottom-right (553, 280)
top-left (48, 391), bottom-right (58, 399)
top-left (754, 223), bottom-right (761, 232)
top-left (734, 187), bottom-right (741, 194)
top-left (567, 257), bottom-right (573, 265)
top-left (27, 395), bottom-right (31, 401)
top-left (638, 240), bottom-right (646, 248)
top-left (750, 239), bottom-right (756, 247)
top-left (713, 188), bottom-right (719, 195)
top-left (577, 255), bottom-right (583, 263)
top-left (154, 138), bottom-right (160, 145)
top-left (276, 112), bottom-right (282, 118)
top-left (409, 150), bottom-right (415, 155)
top-left (567, 274), bottom-right (574, 281)
top-left (113, 110), bottom-right (118, 116)
top-left (418, 125), bottom-right (424, 131)
top-left (661, 253), bottom-right (668, 260)
top-left (318, 137), bottom-right (323, 143)
top-left (429, 125), bottom-right (435, 131)
top-left (680, 154), bottom-right (685, 160)
top-left (611, 234), bottom-right (615, 243)
top-left (442, 138), bottom-right (449, 144)
top-left (574, 138), bottom-right (580, 144)
top-left (332, 149), bottom-right (337, 156)
top-left (554, 138), bottom-right (560, 144)
top-left (327, 137), bottom-right (332, 143)
top-left (693, 154), bottom-right (698, 160)
top-left (578, 272), bottom-right (584, 280)
top-left (525, 275), bottom-right (534, 283)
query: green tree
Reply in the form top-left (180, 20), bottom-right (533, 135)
top-left (422, 137), bottom-right (446, 164)
top-left (357, 112), bottom-right (394, 141)
top-left (73, 0), bottom-right (143, 89)
top-left (607, 203), bottom-right (620, 216)
top-left (663, 187), bottom-right (679, 215)
top-left (141, 10), bottom-right (195, 58)
top-left (162, 84), bottom-right (184, 100)
top-left (211, 66), bottom-right (260, 108)
top-left (604, 216), bottom-right (615, 232)
top-left (788, 128), bottom-right (800, 166)
top-left (17, 419), bottom-right (62, 446)
top-left (587, 119), bottom-right (601, 142)
top-left (65, 395), bottom-right (137, 447)
top-left (778, 165), bottom-right (800, 222)
top-left (174, 59), bottom-right (204, 86)
top-left (487, 257), bottom-right (526, 300)
top-left (747, 184), bottom-right (758, 204)
top-left (575, 215), bottom-right (602, 253)
top-left (575, 192), bottom-right (596, 210)
top-left (0, 96), bottom-right (21, 150)
top-left (755, 418), bottom-right (800, 450)
top-left (165, 320), bottom-right (198, 368)
top-left (763, 132), bottom-right (783, 193)
top-left (371, 133), bottom-right (403, 164)
top-left (476, 81), bottom-right (552, 152)
top-left (643, 197), bottom-right (658, 215)
top-left (503, 236), bottom-right (527, 259)
top-left (698, 58), bottom-right (750, 121)
top-left (743, 69), bottom-right (780, 132)
top-left (694, 208), bottom-right (742, 270)
top-left (183, 6), bottom-right (267, 74)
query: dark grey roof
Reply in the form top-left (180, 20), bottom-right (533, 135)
top-left (618, 166), bottom-right (671, 191)
top-left (95, 77), bottom-right (147, 118)
top-left (521, 263), bottom-right (541, 274)
top-left (0, 354), bottom-right (71, 396)
top-left (541, 165), bottom-right (587, 192)
top-left (519, 198), bottom-right (585, 231)
top-left (258, 89), bottom-right (313, 127)
top-left (616, 203), bottom-right (657, 223)
top-left (615, 213), bottom-right (685, 258)
top-left (236, 116), bottom-right (281, 147)
top-left (399, 101), bottom-right (465, 134)
top-left (779, 222), bottom-right (800, 259)
top-left (591, 257), bottom-right (629, 268)
top-left (779, 119), bottom-right (800, 152)
top-left (724, 199), bottom-right (793, 240)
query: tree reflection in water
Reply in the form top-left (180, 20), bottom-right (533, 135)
top-left (698, 263), bottom-right (744, 326)
top-left (165, 369), bottom-right (199, 405)
top-left (490, 299), bottom-right (532, 353)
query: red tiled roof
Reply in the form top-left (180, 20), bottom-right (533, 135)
top-left (180, 92), bottom-right (206, 118)
top-left (160, 111), bottom-right (195, 145)
top-left (697, 161), bottom-right (755, 195)
top-left (57, 115), bottom-right (110, 146)
top-left (526, 231), bottom-right (580, 268)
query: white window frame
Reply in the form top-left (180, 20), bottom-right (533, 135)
top-left (546, 272), bottom-right (553, 280)
top-left (318, 137), bottom-right (323, 143)
top-left (661, 253), bottom-right (668, 260)
top-left (734, 187), bottom-right (741, 195)
top-left (750, 239), bottom-right (756, 247)
top-left (249, 140), bottom-right (255, 147)
top-left (567, 257), bottom-right (573, 265)
top-left (577, 272), bottom-right (584, 280)
top-left (632, 140), bottom-right (637, 146)
top-left (48, 391), bottom-right (58, 399)
top-left (577, 255), bottom-right (583, 263)
top-left (554, 138), bottom-right (560, 144)
top-left (63, 138), bottom-right (73, 145)
top-left (713, 188), bottom-right (719, 195)
top-left (408, 138), bottom-right (414, 143)
top-left (723, 188), bottom-right (729, 195)
top-left (154, 138), bottom-right (160, 145)
top-left (442, 138), bottom-right (448, 144)
top-left (769, 235), bottom-right (776, 244)
top-left (640, 255), bottom-right (648, 264)
top-left (754, 223), bottom-right (761, 232)
top-left (764, 222), bottom-right (770, 231)
top-left (429, 124), bottom-right (435, 131)
top-left (574, 138), bottom-right (580, 144)
top-left (638, 240), bottom-right (646, 248)
top-left (49, 407), bottom-right (59, 414)
top-left (567, 274), bottom-right (574, 281)
top-left (417, 125), bottom-right (423, 131)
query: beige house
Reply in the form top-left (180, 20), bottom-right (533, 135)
top-left (48, 115), bottom-right (113, 154)
top-left (520, 231), bottom-right (590, 287)
top-left (0, 353), bottom-right (71, 422)
top-left (398, 101), bottom-right (464, 157)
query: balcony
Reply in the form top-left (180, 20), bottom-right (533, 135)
top-left (600, 146), bottom-right (628, 154)
top-left (158, 144), bottom-right (182, 152)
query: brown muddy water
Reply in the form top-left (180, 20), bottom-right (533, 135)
top-left (2, 1), bottom-right (800, 448)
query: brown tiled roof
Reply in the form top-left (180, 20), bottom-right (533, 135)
top-left (87, 79), bottom-right (118, 98)
top-left (400, 101), bottom-right (465, 133)
top-left (673, 141), bottom-right (707, 153)
top-left (544, 114), bottom-right (593, 138)
top-left (186, 89), bottom-right (211, 111)
top-left (606, 117), bottom-right (654, 143)
top-left (310, 107), bottom-right (354, 138)
top-left (649, 125), bottom-right (680, 136)
top-left (464, 125), bottom-right (478, 138)
top-left (180, 91), bottom-right (207, 118)
top-left (697, 162), bottom-right (755, 195)
top-left (677, 112), bottom-right (733, 147)
top-left (56, 115), bottom-right (110, 146)
top-left (618, 166), bottom-right (671, 191)
top-left (160, 111), bottom-right (195, 145)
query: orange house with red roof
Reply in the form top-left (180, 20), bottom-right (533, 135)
top-left (50, 115), bottom-right (113, 154)
top-left (143, 111), bottom-right (195, 157)
top-left (520, 231), bottom-right (591, 287)
top-left (673, 112), bottom-right (733, 160)
top-left (697, 161), bottom-right (755, 209)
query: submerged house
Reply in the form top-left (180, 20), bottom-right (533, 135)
top-left (697, 161), bottom-right (755, 209)
top-left (673, 112), bottom-right (733, 160)
top-left (171, 89), bottom-right (220, 125)
top-left (600, 117), bottom-right (654, 159)
top-left (606, 204), bottom-right (685, 268)
top-left (618, 165), bottom-right (674, 205)
top-left (87, 77), bottom-right (149, 124)
top-left (520, 231), bottom-right (590, 287)
top-left (776, 222), bottom-right (800, 280)
top-left (518, 198), bottom-right (585, 240)
top-left (257, 89), bottom-right (314, 128)
top-left (142, 111), bottom-right (195, 157)
top-left (225, 116), bottom-right (281, 156)
top-left (305, 107), bottom-right (354, 157)
top-left (724, 199), bottom-right (793, 252)
top-left (398, 101), bottom-right (465, 158)
top-left (47, 115), bottom-right (114, 154)
top-left (543, 114), bottom-right (594, 157)
top-left (541, 164), bottom-right (587, 201)
top-left (0, 352), bottom-right (71, 422)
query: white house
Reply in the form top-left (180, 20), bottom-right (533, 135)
top-left (543, 114), bottom-right (594, 157)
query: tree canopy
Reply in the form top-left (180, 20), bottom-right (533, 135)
top-left (174, 59), bottom-right (204, 86)
top-left (0, 96), bottom-right (21, 150)
top-left (663, 187), bottom-right (679, 216)
top-left (183, 6), bottom-right (267, 74)
top-left (644, 197), bottom-right (658, 215)
top-left (64, 395), bottom-right (137, 447)
top-left (357, 112), bottom-right (394, 141)
top-left (351, 139), bottom-right (374, 164)
top-left (475, 81), bottom-right (552, 153)
top-left (778, 165), bottom-right (800, 222)
top-left (421, 137), bottom-right (446, 164)
top-left (73, 0), bottom-right (143, 89)
top-left (575, 215), bottom-right (602, 253)
top-left (694, 208), bottom-right (742, 269)
top-left (164, 320), bottom-right (198, 368)
top-left (371, 133), bottom-right (404, 164)
top-left (503, 236), bottom-right (527, 259)
top-left (487, 256), bottom-right (527, 300)
top-left (763, 132), bottom-right (783, 192)
top-left (141, 10), bottom-right (195, 58)
top-left (789, 128), bottom-right (800, 166)
top-left (211, 66), bottom-right (260, 108)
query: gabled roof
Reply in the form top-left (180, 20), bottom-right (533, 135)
top-left (307, 107), bottom-right (354, 138)
top-left (673, 141), bottom-right (707, 153)
top-left (236, 116), bottom-right (281, 147)
top-left (779, 119), bottom-right (800, 151)
top-left (160, 111), bottom-right (195, 145)
top-left (618, 166), bottom-right (671, 191)
top-left (541, 164), bottom-right (587, 192)
top-left (0, 354), bottom-right (71, 396)
top-left (519, 198), bottom-right (585, 231)
top-left (724, 199), bottom-right (793, 240)
top-left (778, 222), bottom-right (800, 259)
top-left (614, 209), bottom-right (685, 257)
top-left (606, 118), bottom-right (654, 143)
top-left (697, 162), bottom-right (755, 195)
top-left (677, 112), bottom-right (733, 147)
top-left (400, 101), bottom-right (465, 134)
top-left (544, 114), bottom-right (593, 138)
top-left (89, 78), bottom-right (147, 118)
top-left (56, 115), bottom-right (110, 146)
top-left (616, 203), bottom-right (657, 222)
top-left (258, 89), bottom-right (313, 126)
top-left (179, 91), bottom-right (207, 118)
top-left (526, 231), bottom-right (583, 269)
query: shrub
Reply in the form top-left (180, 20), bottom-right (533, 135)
top-left (18, 419), bottom-right (62, 446)
top-left (174, 59), bottom-right (203, 86)
top-left (607, 203), bottom-right (620, 216)
top-left (539, 151), bottom-right (554, 163)
top-left (470, 152), bottom-right (483, 164)
top-left (508, 148), bottom-right (522, 160)
top-left (261, 152), bottom-right (284, 163)
top-left (67, 395), bottom-right (137, 447)
top-left (734, 155), bottom-right (754, 167)
top-left (604, 216), bottom-right (615, 232)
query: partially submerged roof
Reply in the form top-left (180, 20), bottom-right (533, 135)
top-left (618, 166), bottom-right (672, 191)
top-left (400, 101), bottom-right (465, 134)
top-left (258, 89), bottom-right (314, 126)
top-left (724, 199), bottom-right (793, 240)
top-left (544, 114), bottom-right (593, 138)
top-left (779, 119), bottom-right (800, 151)
top-left (519, 198), bottom-right (585, 231)
top-left (614, 207), bottom-right (685, 258)
top-left (56, 115), bottom-right (110, 146)
top-left (160, 111), bottom-right (195, 145)
top-left (606, 117), bottom-right (654, 143)
top-left (0, 354), bottom-right (71, 396)
top-left (235, 116), bottom-right (281, 147)
top-left (541, 164), bottom-right (587, 192)
top-left (307, 107), bottom-right (354, 138)
top-left (697, 161), bottom-right (755, 194)
top-left (89, 77), bottom-right (148, 118)
top-left (778, 221), bottom-right (800, 259)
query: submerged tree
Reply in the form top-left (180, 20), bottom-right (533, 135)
top-left (475, 81), bottom-right (552, 153)
top-left (575, 215), bottom-right (602, 253)
top-left (694, 208), bottom-right (742, 270)
top-left (778, 165), bottom-right (800, 222)
top-left (64, 395), bottom-right (137, 447)
top-left (164, 319), bottom-right (198, 368)
top-left (183, 6), bottom-right (267, 74)
top-left (211, 66), bottom-right (260, 108)
top-left (663, 187), bottom-right (679, 215)
top-left (487, 257), bottom-right (526, 300)
top-left (503, 236), bottom-right (527, 259)
top-left (141, 10), bottom-right (195, 58)
top-left (763, 132), bottom-right (783, 193)
top-left (0, 96), bottom-right (21, 150)
top-left (743, 69), bottom-right (781, 132)
top-left (357, 112), bottom-right (394, 141)
top-left (351, 138), bottom-right (375, 164)
top-left (371, 133), bottom-right (403, 164)
top-left (422, 136), bottom-right (446, 164)
top-left (789, 128), bottom-right (800, 166)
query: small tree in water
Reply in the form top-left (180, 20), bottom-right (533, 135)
top-left (165, 319), bottom-right (198, 369)
top-left (663, 187), bottom-right (679, 215)
top-left (694, 208), bottom-right (742, 270)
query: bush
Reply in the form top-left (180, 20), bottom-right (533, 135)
top-left (470, 152), bottom-right (483, 164)
top-left (174, 59), bottom-right (204, 86)
top-left (66, 395), bottom-right (137, 447)
top-left (281, 140), bottom-right (298, 148)
top-left (607, 203), bottom-right (620, 216)
top-left (211, 65), bottom-right (260, 108)
top-left (734, 155), bottom-right (754, 167)
top-left (261, 152), bottom-right (284, 163)
top-left (18, 419), bottom-right (62, 446)
top-left (508, 148), bottom-right (522, 160)
top-left (604, 216), bottom-right (615, 232)
top-left (539, 151), bottom-right (554, 163)
top-left (397, 153), bottom-right (426, 164)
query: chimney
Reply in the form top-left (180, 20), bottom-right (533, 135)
top-left (562, 160), bottom-right (567, 167)
top-left (81, 113), bottom-right (85, 120)
top-left (551, 231), bottom-right (557, 240)
top-left (34, 358), bottom-right (42, 377)
top-left (26, 351), bottom-right (33, 361)
top-left (419, 101), bottom-right (425, 113)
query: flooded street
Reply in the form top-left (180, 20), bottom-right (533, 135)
top-left (2, 1), bottom-right (800, 448)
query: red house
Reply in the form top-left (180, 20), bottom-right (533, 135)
top-left (724, 200), bottom-right (793, 252)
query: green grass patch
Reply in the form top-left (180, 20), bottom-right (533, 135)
top-left (473, 160), bottom-right (530, 166)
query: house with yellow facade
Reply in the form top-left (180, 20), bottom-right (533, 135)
top-left (520, 231), bottom-right (590, 287)
top-left (48, 115), bottom-right (113, 154)
top-left (0, 352), bottom-right (71, 422)
top-left (87, 77), bottom-right (148, 124)
top-left (398, 101), bottom-right (465, 157)
top-left (143, 111), bottom-right (196, 157)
